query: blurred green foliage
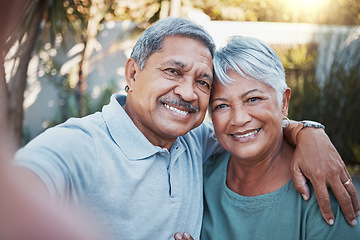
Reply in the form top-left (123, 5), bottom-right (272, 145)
top-left (276, 43), bottom-right (360, 170)
top-left (25, 1), bottom-right (360, 171)
top-left (192, 0), bottom-right (360, 25)
top-left (46, 79), bottom-right (118, 128)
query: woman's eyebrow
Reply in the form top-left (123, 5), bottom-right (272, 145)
top-left (210, 97), bottom-right (227, 104)
top-left (210, 89), bottom-right (264, 104)
top-left (241, 89), bottom-right (263, 97)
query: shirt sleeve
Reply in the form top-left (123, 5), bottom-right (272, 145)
top-left (190, 121), bottom-right (224, 163)
top-left (303, 185), bottom-right (360, 239)
top-left (13, 119), bottom-right (98, 205)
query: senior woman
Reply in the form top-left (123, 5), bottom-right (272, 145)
top-left (175, 36), bottom-right (360, 240)
top-left (200, 36), bottom-right (360, 239)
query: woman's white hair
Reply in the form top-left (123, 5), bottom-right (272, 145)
top-left (213, 36), bottom-right (287, 106)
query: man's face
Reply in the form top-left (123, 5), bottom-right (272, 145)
top-left (125, 36), bottom-right (213, 148)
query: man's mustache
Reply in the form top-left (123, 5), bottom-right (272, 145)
top-left (159, 98), bottom-right (199, 113)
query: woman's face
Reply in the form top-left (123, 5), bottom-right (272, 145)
top-left (210, 70), bottom-right (290, 161)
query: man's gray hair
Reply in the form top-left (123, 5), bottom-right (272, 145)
top-left (130, 17), bottom-right (216, 70)
top-left (213, 36), bottom-right (287, 105)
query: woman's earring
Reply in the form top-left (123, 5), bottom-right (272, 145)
top-left (282, 116), bottom-right (290, 128)
top-left (125, 85), bottom-right (130, 93)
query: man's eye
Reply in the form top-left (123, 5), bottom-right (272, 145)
top-left (196, 80), bottom-right (211, 94)
top-left (197, 80), bottom-right (210, 89)
top-left (164, 68), bottom-right (180, 75)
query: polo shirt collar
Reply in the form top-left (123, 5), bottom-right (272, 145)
top-left (102, 94), bottom-right (163, 160)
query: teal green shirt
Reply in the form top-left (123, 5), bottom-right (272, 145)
top-left (201, 151), bottom-right (360, 240)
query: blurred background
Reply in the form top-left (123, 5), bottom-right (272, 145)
top-left (2, 0), bottom-right (360, 175)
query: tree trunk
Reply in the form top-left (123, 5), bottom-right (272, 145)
top-left (170, 0), bottom-right (181, 17)
top-left (7, 1), bottom-right (45, 148)
top-left (0, 19), bottom-right (10, 144)
top-left (76, 41), bottom-right (88, 117)
top-left (76, 0), bottom-right (108, 117)
top-left (0, 60), bottom-right (10, 151)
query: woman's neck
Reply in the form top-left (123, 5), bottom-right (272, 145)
top-left (226, 139), bottom-right (294, 196)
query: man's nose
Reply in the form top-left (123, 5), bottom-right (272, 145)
top-left (173, 79), bottom-right (197, 102)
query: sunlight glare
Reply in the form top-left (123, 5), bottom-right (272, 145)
top-left (288, 0), bottom-right (326, 10)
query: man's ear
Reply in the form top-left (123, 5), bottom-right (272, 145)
top-left (281, 88), bottom-right (291, 116)
top-left (124, 58), bottom-right (140, 92)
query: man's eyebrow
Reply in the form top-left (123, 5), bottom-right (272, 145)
top-left (203, 73), bottom-right (213, 82)
top-left (163, 59), bottom-right (185, 68)
top-left (162, 59), bottom-right (213, 80)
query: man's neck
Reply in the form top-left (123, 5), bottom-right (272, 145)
top-left (123, 103), bottom-right (176, 151)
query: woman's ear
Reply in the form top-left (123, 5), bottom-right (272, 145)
top-left (281, 88), bottom-right (291, 117)
top-left (124, 58), bottom-right (140, 93)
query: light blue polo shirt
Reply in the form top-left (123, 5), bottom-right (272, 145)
top-left (14, 94), bottom-right (222, 240)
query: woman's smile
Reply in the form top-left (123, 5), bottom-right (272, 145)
top-left (230, 128), bottom-right (261, 142)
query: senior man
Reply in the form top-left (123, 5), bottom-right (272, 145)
top-left (13, 17), bottom-right (359, 239)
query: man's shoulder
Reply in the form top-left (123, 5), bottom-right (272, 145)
top-left (21, 112), bottom-right (105, 154)
top-left (186, 121), bottom-right (214, 138)
top-left (178, 122), bottom-right (215, 151)
top-left (61, 112), bottom-right (105, 133)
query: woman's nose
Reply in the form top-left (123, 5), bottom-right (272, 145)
top-left (230, 105), bottom-right (252, 126)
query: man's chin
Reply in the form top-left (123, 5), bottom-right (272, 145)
top-left (160, 124), bottom-right (194, 138)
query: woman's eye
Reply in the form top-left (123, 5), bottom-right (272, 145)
top-left (248, 97), bottom-right (260, 102)
top-left (213, 104), bottom-right (227, 111)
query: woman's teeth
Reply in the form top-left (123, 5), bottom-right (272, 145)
top-left (232, 128), bottom-right (260, 138)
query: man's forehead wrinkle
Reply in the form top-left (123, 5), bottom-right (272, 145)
top-left (162, 59), bottom-right (186, 69)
